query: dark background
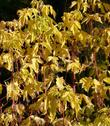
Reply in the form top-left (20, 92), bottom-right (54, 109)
top-left (0, 0), bottom-right (31, 21)
top-left (0, 0), bottom-right (72, 21)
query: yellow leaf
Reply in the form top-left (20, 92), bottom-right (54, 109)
top-left (44, 96), bottom-right (48, 113)
top-left (68, 92), bottom-right (80, 117)
top-left (41, 41), bottom-right (52, 52)
top-left (21, 117), bottom-right (31, 126)
top-left (74, 21), bottom-right (81, 29)
top-left (49, 99), bottom-right (57, 122)
top-left (7, 82), bottom-right (21, 101)
top-left (42, 5), bottom-right (49, 16)
top-left (16, 104), bottom-right (25, 115)
top-left (93, 79), bottom-right (101, 86)
top-left (82, 2), bottom-right (89, 13)
top-left (49, 6), bottom-right (56, 18)
top-left (67, 59), bottom-right (81, 73)
top-left (93, 79), bottom-right (101, 92)
top-left (47, 56), bottom-right (58, 64)
top-left (32, 58), bottom-right (39, 73)
top-left (30, 115), bottom-right (45, 125)
top-left (0, 84), bottom-right (2, 94)
top-left (80, 77), bottom-right (93, 92)
top-left (93, 14), bottom-right (103, 23)
top-left (103, 77), bottom-right (110, 84)
top-left (70, 1), bottom-right (77, 8)
top-left (56, 77), bottom-right (64, 90)
top-left (82, 94), bottom-right (93, 107)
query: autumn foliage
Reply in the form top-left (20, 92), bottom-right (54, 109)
top-left (0, 0), bottom-right (110, 125)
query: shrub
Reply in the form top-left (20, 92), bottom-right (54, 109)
top-left (0, 0), bottom-right (110, 125)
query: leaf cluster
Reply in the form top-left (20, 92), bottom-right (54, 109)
top-left (0, 0), bottom-right (110, 125)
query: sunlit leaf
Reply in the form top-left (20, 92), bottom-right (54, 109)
top-left (41, 5), bottom-right (49, 16)
top-left (0, 0), bottom-right (110, 124)
top-left (7, 81), bottom-right (21, 101)
top-left (93, 79), bottom-right (102, 92)
top-left (16, 104), bottom-right (25, 115)
top-left (67, 59), bottom-right (81, 73)
top-left (56, 77), bottom-right (64, 90)
top-left (70, 1), bottom-right (77, 8)
top-left (103, 77), bottom-right (110, 84)
top-left (30, 115), bottom-right (45, 126)
top-left (21, 117), bottom-right (31, 126)
top-left (48, 98), bottom-right (57, 122)
top-left (81, 94), bottom-right (93, 107)
top-left (74, 20), bottom-right (81, 29)
top-left (82, 2), bottom-right (89, 13)
top-left (80, 77), bottom-right (93, 92)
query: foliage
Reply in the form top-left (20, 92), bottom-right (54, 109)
top-left (0, 0), bottom-right (110, 125)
